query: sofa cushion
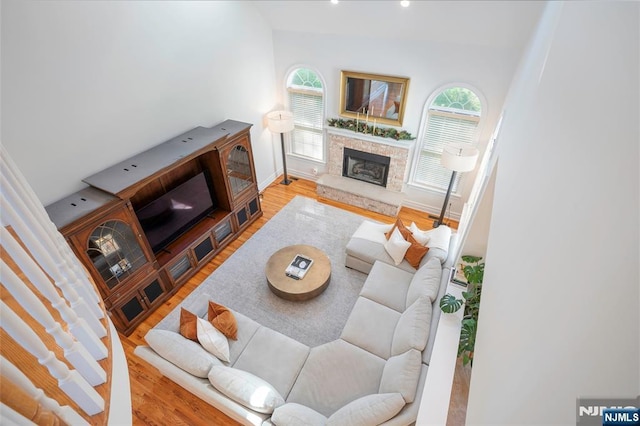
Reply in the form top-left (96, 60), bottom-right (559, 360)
top-left (208, 301), bottom-right (238, 340)
top-left (287, 340), bottom-right (386, 417)
top-left (326, 393), bottom-right (405, 426)
top-left (404, 232), bottom-right (430, 269)
top-left (208, 365), bottom-right (285, 414)
top-left (391, 297), bottom-right (432, 356)
top-left (196, 317), bottom-right (230, 363)
top-left (351, 220), bottom-right (393, 244)
top-left (406, 257), bottom-right (443, 307)
top-left (227, 311), bottom-right (261, 364)
top-left (341, 297), bottom-right (400, 359)
top-left (145, 329), bottom-right (221, 378)
top-left (384, 227), bottom-right (411, 266)
top-left (359, 261), bottom-right (413, 313)
top-left (346, 237), bottom-right (416, 273)
top-left (272, 403), bottom-right (327, 426)
top-left (232, 327), bottom-right (309, 399)
top-left (379, 349), bottom-right (422, 403)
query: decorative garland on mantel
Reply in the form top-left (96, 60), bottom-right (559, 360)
top-left (327, 118), bottom-right (416, 141)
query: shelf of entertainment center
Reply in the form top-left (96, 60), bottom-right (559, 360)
top-left (154, 208), bottom-right (233, 268)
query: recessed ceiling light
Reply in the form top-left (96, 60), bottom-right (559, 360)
top-left (400, 0), bottom-right (410, 7)
top-left (331, 0), bottom-right (339, 4)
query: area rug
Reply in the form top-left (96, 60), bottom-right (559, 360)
top-left (154, 195), bottom-right (371, 347)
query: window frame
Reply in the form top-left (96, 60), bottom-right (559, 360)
top-left (284, 66), bottom-right (327, 164)
top-left (408, 83), bottom-right (485, 195)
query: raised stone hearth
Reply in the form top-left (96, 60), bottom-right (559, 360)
top-left (317, 129), bottom-right (412, 216)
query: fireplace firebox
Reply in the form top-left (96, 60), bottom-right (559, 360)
top-left (342, 148), bottom-right (391, 187)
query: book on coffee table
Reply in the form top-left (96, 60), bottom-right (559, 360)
top-left (285, 254), bottom-right (314, 280)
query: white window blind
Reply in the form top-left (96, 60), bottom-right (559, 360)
top-left (414, 109), bottom-right (479, 192)
top-left (287, 88), bottom-right (324, 162)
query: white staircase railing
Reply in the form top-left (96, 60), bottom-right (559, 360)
top-left (0, 143), bottom-right (130, 424)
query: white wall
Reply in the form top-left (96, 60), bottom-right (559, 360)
top-left (466, 2), bottom-right (640, 424)
top-left (271, 30), bottom-right (521, 216)
top-left (1, 1), bottom-right (277, 206)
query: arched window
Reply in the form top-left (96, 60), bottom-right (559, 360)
top-left (286, 67), bottom-right (325, 162)
top-left (412, 86), bottom-right (482, 192)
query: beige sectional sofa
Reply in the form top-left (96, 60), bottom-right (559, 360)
top-left (134, 221), bottom-right (456, 426)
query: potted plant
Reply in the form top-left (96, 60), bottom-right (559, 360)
top-left (439, 255), bottom-right (484, 366)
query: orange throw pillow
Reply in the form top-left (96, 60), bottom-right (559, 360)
top-left (179, 308), bottom-right (198, 341)
top-left (208, 301), bottom-right (238, 340)
top-left (404, 233), bottom-right (429, 269)
top-left (385, 218), bottom-right (429, 268)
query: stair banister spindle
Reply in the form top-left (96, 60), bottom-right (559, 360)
top-left (0, 194), bottom-right (106, 338)
top-left (0, 227), bottom-right (108, 360)
top-left (0, 175), bottom-right (103, 319)
top-left (0, 259), bottom-right (106, 385)
top-left (0, 146), bottom-right (100, 304)
top-left (0, 355), bottom-right (89, 426)
top-left (0, 301), bottom-right (104, 415)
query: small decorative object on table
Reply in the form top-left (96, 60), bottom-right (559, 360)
top-left (285, 254), bottom-right (314, 280)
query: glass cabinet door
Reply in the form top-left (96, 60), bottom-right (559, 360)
top-left (226, 144), bottom-right (253, 198)
top-left (85, 220), bottom-right (148, 290)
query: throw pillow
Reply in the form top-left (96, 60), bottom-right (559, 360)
top-left (208, 301), bottom-right (238, 340)
top-left (208, 366), bottom-right (285, 414)
top-left (326, 393), bottom-right (405, 426)
top-left (409, 222), bottom-right (431, 246)
top-left (179, 308), bottom-right (198, 341)
top-left (145, 329), bottom-right (222, 378)
top-left (196, 317), bottom-right (230, 363)
top-left (384, 218), bottom-right (428, 268)
top-left (271, 403), bottom-right (328, 426)
top-left (406, 257), bottom-right (442, 307)
top-left (379, 349), bottom-right (422, 403)
top-left (424, 225), bottom-right (452, 251)
top-left (391, 296), bottom-right (432, 356)
top-left (384, 227), bottom-right (411, 266)
top-left (404, 233), bottom-right (429, 269)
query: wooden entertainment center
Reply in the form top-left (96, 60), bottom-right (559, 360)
top-left (46, 120), bottom-right (262, 335)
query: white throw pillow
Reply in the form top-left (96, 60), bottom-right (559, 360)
top-left (391, 296), bottom-right (432, 356)
top-left (425, 225), bottom-right (452, 251)
top-left (409, 222), bottom-right (431, 246)
top-left (406, 257), bottom-right (443, 307)
top-left (145, 329), bottom-right (221, 378)
top-left (208, 366), bottom-right (285, 414)
top-left (326, 393), bottom-right (405, 426)
top-left (196, 317), bottom-right (230, 363)
top-left (272, 403), bottom-right (328, 426)
top-left (384, 227), bottom-right (411, 266)
top-left (352, 220), bottom-right (394, 244)
top-left (379, 349), bottom-right (422, 403)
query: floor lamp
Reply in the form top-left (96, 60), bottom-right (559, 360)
top-left (434, 143), bottom-right (479, 227)
top-left (267, 110), bottom-right (295, 185)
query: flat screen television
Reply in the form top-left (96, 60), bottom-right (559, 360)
top-left (135, 171), bottom-right (216, 253)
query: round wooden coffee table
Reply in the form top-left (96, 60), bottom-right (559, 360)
top-left (265, 244), bottom-right (331, 301)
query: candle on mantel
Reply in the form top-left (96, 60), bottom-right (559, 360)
top-left (370, 106), bottom-right (374, 118)
top-left (356, 112), bottom-right (359, 132)
top-left (373, 119), bottom-right (377, 135)
top-left (365, 108), bottom-right (369, 124)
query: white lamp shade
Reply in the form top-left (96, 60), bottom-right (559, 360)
top-left (441, 143), bottom-right (479, 172)
top-left (266, 110), bottom-right (295, 133)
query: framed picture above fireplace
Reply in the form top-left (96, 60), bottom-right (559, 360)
top-left (339, 71), bottom-right (410, 127)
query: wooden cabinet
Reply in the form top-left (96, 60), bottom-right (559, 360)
top-left (46, 120), bottom-right (262, 335)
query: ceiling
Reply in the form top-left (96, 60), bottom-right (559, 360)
top-left (251, 0), bottom-right (546, 50)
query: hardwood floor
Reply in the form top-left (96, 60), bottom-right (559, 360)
top-left (121, 176), bottom-right (463, 425)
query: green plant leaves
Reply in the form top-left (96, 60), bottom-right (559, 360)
top-left (439, 294), bottom-right (463, 313)
top-left (458, 318), bottom-right (477, 366)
